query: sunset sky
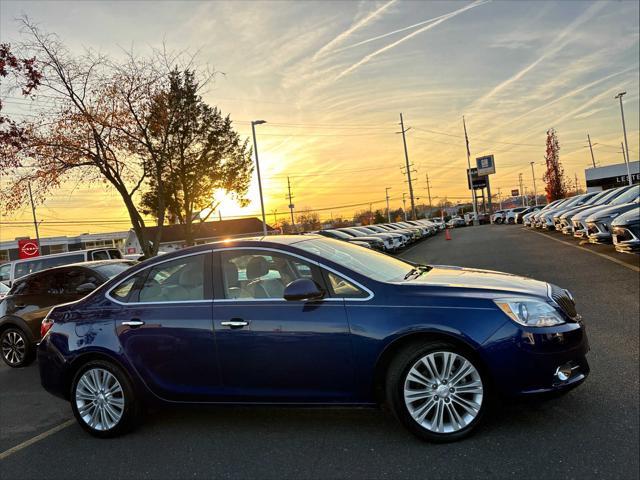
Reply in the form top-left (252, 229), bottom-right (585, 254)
top-left (1, 0), bottom-right (639, 241)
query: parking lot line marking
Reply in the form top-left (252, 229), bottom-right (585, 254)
top-left (525, 229), bottom-right (640, 273)
top-left (0, 419), bottom-right (75, 461)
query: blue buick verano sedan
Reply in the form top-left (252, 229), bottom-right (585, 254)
top-left (38, 236), bottom-right (589, 442)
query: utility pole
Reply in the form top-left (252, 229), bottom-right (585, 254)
top-left (286, 176), bottom-right (297, 232)
top-left (398, 113), bottom-right (416, 220)
top-left (369, 202), bottom-right (373, 225)
top-left (574, 173), bottom-right (579, 194)
top-left (463, 116), bottom-right (479, 225)
top-left (615, 92), bottom-right (632, 186)
top-left (385, 187), bottom-right (392, 223)
top-left (271, 209), bottom-right (278, 226)
top-left (402, 193), bottom-right (408, 221)
top-left (497, 188), bottom-right (503, 210)
top-left (518, 173), bottom-right (525, 207)
top-left (27, 181), bottom-right (41, 253)
top-left (530, 162), bottom-right (538, 206)
top-left (587, 134), bottom-right (596, 168)
top-left (425, 173), bottom-right (433, 217)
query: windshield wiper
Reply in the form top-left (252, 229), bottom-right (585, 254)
top-left (403, 264), bottom-right (432, 280)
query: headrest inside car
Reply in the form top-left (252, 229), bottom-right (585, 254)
top-left (246, 256), bottom-right (269, 280)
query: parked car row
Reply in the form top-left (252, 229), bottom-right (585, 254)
top-left (315, 219), bottom-right (441, 251)
top-left (522, 184), bottom-right (640, 253)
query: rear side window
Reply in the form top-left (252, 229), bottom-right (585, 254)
top-left (109, 255), bottom-right (206, 303)
top-left (108, 249), bottom-right (123, 259)
top-left (91, 251), bottom-right (109, 261)
top-left (12, 270), bottom-right (63, 295)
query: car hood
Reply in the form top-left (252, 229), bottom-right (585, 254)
top-left (347, 235), bottom-right (384, 243)
top-left (612, 208), bottom-right (640, 226)
top-left (572, 204), bottom-right (615, 221)
top-left (560, 204), bottom-right (596, 220)
top-left (404, 265), bottom-right (548, 297)
top-left (585, 202), bottom-right (639, 222)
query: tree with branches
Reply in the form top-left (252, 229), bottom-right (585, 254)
top-left (542, 128), bottom-right (568, 202)
top-left (139, 69), bottom-right (253, 246)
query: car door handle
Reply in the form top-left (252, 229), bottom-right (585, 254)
top-left (221, 319), bottom-right (249, 329)
top-left (122, 320), bottom-right (145, 327)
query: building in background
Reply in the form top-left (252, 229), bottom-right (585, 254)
top-left (124, 218), bottom-right (273, 254)
top-left (585, 161), bottom-right (639, 192)
top-left (0, 231), bottom-right (128, 263)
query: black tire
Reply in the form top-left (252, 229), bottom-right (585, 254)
top-left (386, 341), bottom-right (490, 443)
top-left (0, 326), bottom-right (35, 368)
top-left (70, 360), bottom-right (141, 438)
top-left (508, 218), bottom-right (515, 224)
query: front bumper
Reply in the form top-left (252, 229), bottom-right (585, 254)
top-left (481, 319), bottom-right (590, 397)
top-left (613, 226), bottom-right (640, 253)
top-left (587, 222), bottom-right (612, 244)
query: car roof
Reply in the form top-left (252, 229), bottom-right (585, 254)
top-left (12, 260), bottom-right (135, 282)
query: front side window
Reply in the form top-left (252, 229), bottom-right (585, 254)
top-left (325, 271), bottom-right (367, 298)
top-left (0, 263), bottom-right (10, 282)
top-left (220, 251), bottom-right (319, 300)
top-left (14, 254), bottom-right (84, 279)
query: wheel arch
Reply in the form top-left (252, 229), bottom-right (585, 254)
top-left (372, 330), bottom-right (491, 403)
top-left (63, 350), bottom-right (134, 400)
top-left (0, 316), bottom-right (36, 343)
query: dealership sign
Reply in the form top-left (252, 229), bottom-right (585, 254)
top-left (467, 168), bottom-right (488, 189)
top-left (476, 155), bottom-right (495, 176)
top-left (18, 239), bottom-right (40, 259)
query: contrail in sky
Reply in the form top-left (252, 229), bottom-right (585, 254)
top-left (313, 0), bottom-right (398, 61)
top-left (335, 0), bottom-right (490, 80)
top-left (473, 1), bottom-right (608, 107)
top-left (333, 4), bottom-right (484, 54)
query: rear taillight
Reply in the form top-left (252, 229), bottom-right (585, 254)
top-left (41, 317), bottom-right (54, 339)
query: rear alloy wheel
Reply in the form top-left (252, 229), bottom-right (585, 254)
top-left (1, 327), bottom-right (33, 368)
top-left (71, 360), bottom-right (140, 437)
top-left (387, 342), bottom-right (488, 442)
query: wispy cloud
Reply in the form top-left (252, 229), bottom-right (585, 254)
top-left (472, 1), bottom-right (608, 107)
top-left (312, 0), bottom-right (398, 60)
top-left (334, 0), bottom-right (490, 80)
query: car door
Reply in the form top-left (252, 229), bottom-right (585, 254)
top-left (109, 251), bottom-right (220, 401)
top-left (211, 248), bottom-right (356, 403)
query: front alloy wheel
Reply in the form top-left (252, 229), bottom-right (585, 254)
top-left (403, 352), bottom-right (483, 434)
top-left (387, 342), bottom-right (488, 442)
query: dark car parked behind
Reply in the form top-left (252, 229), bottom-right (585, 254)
top-left (0, 260), bottom-right (135, 367)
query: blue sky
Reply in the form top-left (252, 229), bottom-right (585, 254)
top-left (1, 0), bottom-right (638, 238)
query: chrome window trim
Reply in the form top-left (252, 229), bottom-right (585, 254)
top-left (213, 246), bottom-right (374, 302)
top-left (105, 246), bottom-right (374, 306)
top-left (105, 250), bottom-right (211, 306)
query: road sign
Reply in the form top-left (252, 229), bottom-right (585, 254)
top-left (467, 168), bottom-right (488, 189)
top-left (476, 155), bottom-right (495, 175)
top-left (511, 189), bottom-right (519, 196)
top-left (18, 239), bottom-right (40, 259)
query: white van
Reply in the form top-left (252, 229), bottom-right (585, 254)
top-left (0, 248), bottom-right (122, 286)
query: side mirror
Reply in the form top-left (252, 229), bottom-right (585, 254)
top-left (283, 278), bottom-right (324, 302)
top-left (76, 282), bottom-right (98, 294)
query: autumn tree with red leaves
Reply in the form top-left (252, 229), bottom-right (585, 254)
top-left (1, 19), bottom-right (247, 257)
top-left (542, 128), bottom-right (568, 202)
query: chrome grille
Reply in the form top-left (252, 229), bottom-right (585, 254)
top-left (550, 284), bottom-right (578, 319)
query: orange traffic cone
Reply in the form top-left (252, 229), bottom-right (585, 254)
top-left (445, 228), bottom-right (452, 240)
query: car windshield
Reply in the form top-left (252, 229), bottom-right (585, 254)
top-left (610, 185), bottom-right (639, 205)
top-left (295, 237), bottom-right (415, 282)
top-left (0, 282), bottom-right (9, 294)
top-left (92, 261), bottom-right (136, 279)
top-left (585, 189), bottom-right (613, 205)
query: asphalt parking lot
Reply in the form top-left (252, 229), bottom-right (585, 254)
top-left (1, 224), bottom-right (638, 479)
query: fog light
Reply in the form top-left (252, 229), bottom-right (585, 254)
top-left (554, 362), bottom-right (575, 383)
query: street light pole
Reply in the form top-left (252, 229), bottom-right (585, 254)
top-left (530, 162), bottom-right (538, 206)
top-left (385, 187), bottom-right (392, 223)
top-left (615, 92), bottom-right (633, 186)
top-left (587, 134), bottom-right (596, 168)
top-left (463, 116), bottom-right (479, 225)
top-left (251, 120), bottom-right (268, 236)
top-left (402, 193), bottom-right (407, 221)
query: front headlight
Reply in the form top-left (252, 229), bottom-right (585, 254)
top-left (494, 297), bottom-right (565, 327)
